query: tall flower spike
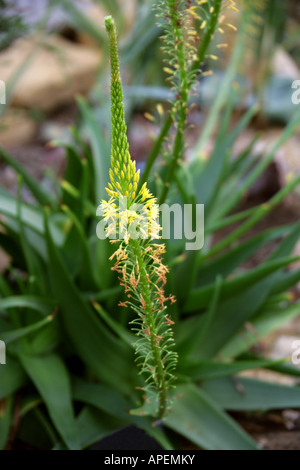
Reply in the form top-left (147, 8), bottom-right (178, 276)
top-left (101, 16), bottom-right (178, 420)
top-left (105, 16), bottom-right (137, 199)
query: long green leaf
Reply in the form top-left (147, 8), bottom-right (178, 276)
top-left (0, 296), bottom-right (55, 317)
top-left (77, 406), bottom-right (127, 450)
top-left (180, 358), bottom-right (286, 382)
top-left (194, 276), bottom-right (277, 360)
top-left (202, 377), bottom-right (300, 410)
top-left (0, 148), bottom-right (55, 206)
top-left (185, 256), bottom-right (300, 312)
top-left (197, 224), bottom-right (293, 287)
top-left (0, 357), bottom-right (27, 401)
top-left (73, 380), bottom-right (174, 450)
top-left (215, 108), bottom-right (300, 219)
top-left (1, 315), bottom-right (54, 345)
top-left (78, 97), bottom-right (110, 203)
top-left (165, 383), bottom-right (258, 450)
top-left (44, 209), bottom-right (135, 395)
top-left (20, 354), bottom-right (79, 450)
top-left (221, 301), bottom-right (300, 358)
top-left (205, 175), bottom-right (300, 260)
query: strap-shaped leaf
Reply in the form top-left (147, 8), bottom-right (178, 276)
top-left (165, 382), bottom-right (258, 450)
top-left (20, 354), bottom-right (79, 450)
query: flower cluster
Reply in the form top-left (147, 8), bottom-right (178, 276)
top-left (98, 184), bottom-right (161, 244)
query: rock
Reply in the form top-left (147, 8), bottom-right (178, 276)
top-left (0, 35), bottom-right (101, 112)
top-left (282, 410), bottom-right (300, 430)
top-left (3, 0), bottom-right (89, 32)
top-left (77, 0), bottom-right (137, 46)
top-left (269, 335), bottom-right (300, 364)
top-left (0, 109), bottom-right (37, 146)
top-left (272, 46), bottom-right (300, 80)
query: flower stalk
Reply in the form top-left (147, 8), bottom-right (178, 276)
top-left (157, 0), bottom-right (238, 203)
top-left (100, 16), bottom-right (178, 420)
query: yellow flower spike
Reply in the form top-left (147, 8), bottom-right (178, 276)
top-left (104, 9), bottom-right (218, 420)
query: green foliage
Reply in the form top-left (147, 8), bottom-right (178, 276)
top-left (0, 0), bottom-right (300, 450)
top-left (0, 1), bottom-right (27, 51)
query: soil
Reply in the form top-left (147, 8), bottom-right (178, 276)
top-left (233, 410), bottom-right (300, 450)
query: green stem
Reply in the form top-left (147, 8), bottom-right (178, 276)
top-left (132, 240), bottom-right (168, 419)
top-left (193, 7), bottom-right (245, 156)
top-left (159, 115), bottom-right (185, 205)
top-left (159, 0), bottom-right (223, 204)
top-left (189, 0), bottom-right (223, 81)
top-left (159, 1), bottom-right (189, 204)
top-left (139, 1), bottom-right (223, 194)
top-left (138, 114), bottom-right (173, 191)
